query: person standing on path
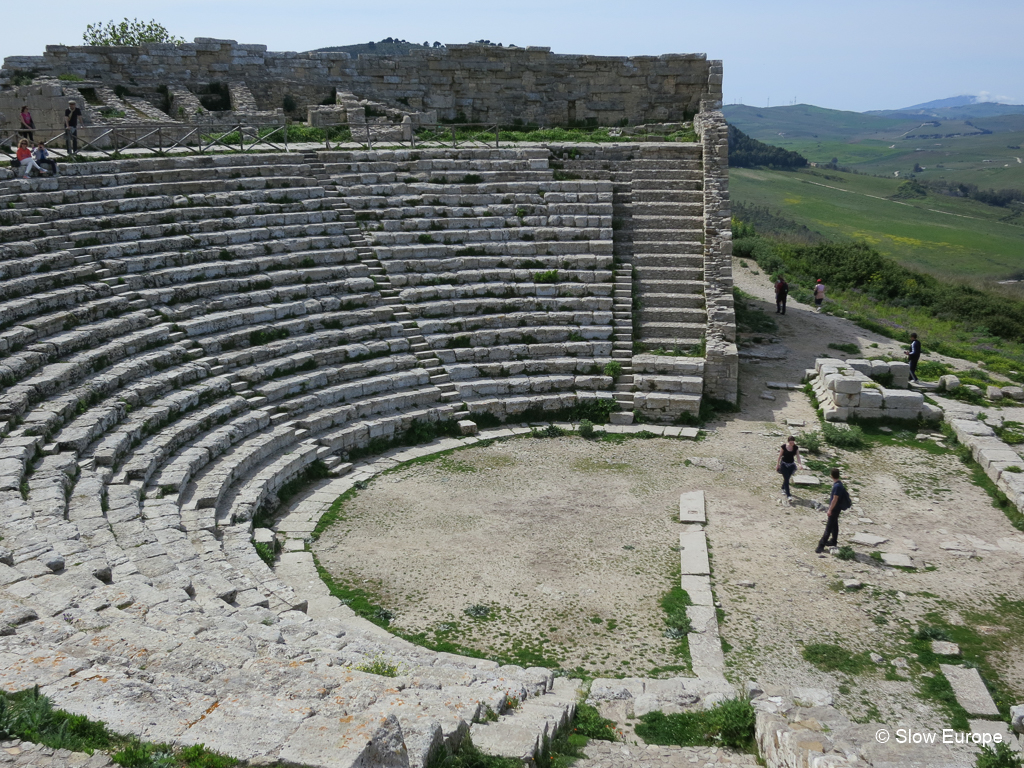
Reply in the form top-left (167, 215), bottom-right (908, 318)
top-left (906, 333), bottom-right (921, 382)
top-left (65, 100), bottom-right (83, 154)
top-left (816, 468), bottom-right (850, 554)
top-left (813, 279), bottom-right (826, 312)
top-left (776, 435), bottom-right (802, 500)
top-left (774, 275), bottom-right (789, 315)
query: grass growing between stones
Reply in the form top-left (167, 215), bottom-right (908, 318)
top-left (634, 699), bottom-right (757, 753)
top-left (912, 601), bottom-right (1024, 721)
top-left (0, 686), bottom-right (250, 768)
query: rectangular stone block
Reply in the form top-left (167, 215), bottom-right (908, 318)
top-left (679, 490), bottom-right (705, 523)
top-left (679, 531), bottom-right (709, 576)
top-left (940, 664), bottom-right (1000, 716)
top-left (678, 575), bottom-right (713, 606)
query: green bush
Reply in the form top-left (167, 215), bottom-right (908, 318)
top-left (603, 360), bottom-right (622, 379)
top-left (798, 430), bottom-right (822, 453)
top-left (976, 742), bottom-right (1024, 768)
top-left (572, 702), bottom-right (618, 741)
top-left (635, 699), bottom-right (756, 751)
top-left (578, 419), bottom-right (596, 439)
top-left (822, 422), bottom-right (867, 450)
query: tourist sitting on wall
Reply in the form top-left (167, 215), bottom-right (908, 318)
top-left (33, 142), bottom-right (57, 176)
top-left (15, 139), bottom-right (47, 177)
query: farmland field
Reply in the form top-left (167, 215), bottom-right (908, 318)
top-left (730, 166), bottom-right (1024, 282)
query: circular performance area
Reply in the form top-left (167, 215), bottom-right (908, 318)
top-left (313, 434), bottom-right (696, 678)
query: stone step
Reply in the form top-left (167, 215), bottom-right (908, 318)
top-left (638, 287), bottom-right (706, 306)
top-left (630, 215), bottom-right (704, 229)
top-left (639, 307), bottom-right (707, 323)
top-left (635, 264), bottom-right (703, 279)
top-left (631, 179), bottom-right (702, 191)
top-left (631, 190), bottom-right (702, 204)
top-left (631, 228), bottom-right (703, 242)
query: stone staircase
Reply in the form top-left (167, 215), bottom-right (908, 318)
top-left (302, 150), bottom-right (469, 419)
top-left (628, 156), bottom-right (706, 352)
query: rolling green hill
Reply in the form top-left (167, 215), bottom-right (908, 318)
top-left (730, 166), bottom-right (1024, 282)
top-left (724, 104), bottom-right (1024, 191)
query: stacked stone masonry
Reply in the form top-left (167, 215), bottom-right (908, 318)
top-left (3, 39), bottom-right (722, 131)
top-left (810, 357), bottom-right (941, 423)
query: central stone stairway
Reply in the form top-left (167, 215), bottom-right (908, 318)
top-left (629, 155), bottom-right (706, 352)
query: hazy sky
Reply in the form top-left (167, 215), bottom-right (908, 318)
top-left (4, 0), bottom-right (1021, 113)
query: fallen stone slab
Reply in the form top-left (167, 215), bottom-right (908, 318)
top-left (968, 720), bottom-right (1023, 752)
top-left (940, 664), bottom-right (1000, 716)
top-left (881, 552), bottom-right (914, 568)
top-left (842, 579), bottom-right (863, 590)
top-left (678, 490), bottom-right (705, 523)
top-left (759, 391), bottom-right (776, 401)
top-left (786, 419), bottom-right (805, 427)
top-left (791, 474), bottom-right (820, 486)
top-left (850, 532), bottom-right (889, 547)
top-left (931, 641), bottom-right (961, 657)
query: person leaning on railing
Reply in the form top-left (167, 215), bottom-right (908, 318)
top-left (65, 100), bottom-right (84, 154)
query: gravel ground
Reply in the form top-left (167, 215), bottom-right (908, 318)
top-left (315, 263), bottom-right (1024, 731)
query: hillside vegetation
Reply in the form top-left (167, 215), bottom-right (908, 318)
top-left (731, 218), bottom-right (1024, 381)
top-left (730, 166), bottom-right (1024, 282)
top-left (724, 104), bottom-right (1024, 191)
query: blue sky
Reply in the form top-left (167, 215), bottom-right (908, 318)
top-left (5, 0), bottom-right (1022, 112)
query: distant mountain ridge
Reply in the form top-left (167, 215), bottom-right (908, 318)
top-left (903, 95), bottom-right (980, 110)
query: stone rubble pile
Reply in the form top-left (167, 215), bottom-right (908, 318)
top-left (809, 357), bottom-right (940, 423)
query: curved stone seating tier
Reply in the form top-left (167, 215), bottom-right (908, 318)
top-left (0, 150), bottom-right (692, 766)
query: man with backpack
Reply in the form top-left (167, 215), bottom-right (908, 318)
top-left (774, 275), bottom-right (789, 315)
top-left (816, 468), bottom-right (851, 554)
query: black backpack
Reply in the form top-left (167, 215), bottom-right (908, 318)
top-left (837, 484), bottom-right (853, 511)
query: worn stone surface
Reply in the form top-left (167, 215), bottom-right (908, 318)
top-left (941, 665), bottom-right (1001, 716)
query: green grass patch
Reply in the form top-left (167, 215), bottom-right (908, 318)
top-left (0, 686), bottom-right (239, 767)
top-left (801, 642), bottom-right (871, 674)
top-left (828, 342), bottom-right (859, 354)
top-left (634, 699), bottom-right (756, 752)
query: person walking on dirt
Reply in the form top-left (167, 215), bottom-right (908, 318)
top-left (906, 333), bottom-right (921, 382)
top-left (816, 468), bottom-right (851, 554)
top-left (774, 275), bottom-right (789, 315)
top-left (776, 435), bottom-right (802, 500)
top-left (813, 279), bottom-right (825, 312)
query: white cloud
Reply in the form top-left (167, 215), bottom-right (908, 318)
top-left (976, 91), bottom-right (1018, 104)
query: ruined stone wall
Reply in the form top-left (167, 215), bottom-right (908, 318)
top-left (694, 104), bottom-right (738, 404)
top-left (3, 39), bottom-right (721, 126)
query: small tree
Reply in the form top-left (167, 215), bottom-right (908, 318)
top-left (83, 19), bottom-right (184, 46)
